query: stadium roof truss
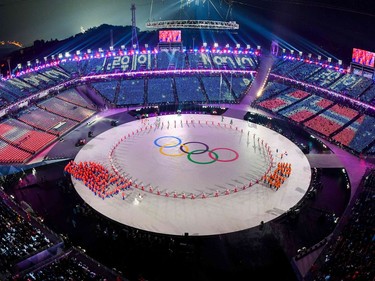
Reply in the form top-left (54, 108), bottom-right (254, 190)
top-left (145, 20), bottom-right (239, 30)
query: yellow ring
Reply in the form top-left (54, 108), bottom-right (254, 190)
top-left (159, 143), bottom-right (189, 157)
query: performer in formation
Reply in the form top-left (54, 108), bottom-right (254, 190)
top-left (262, 162), bottom-right (292, 190)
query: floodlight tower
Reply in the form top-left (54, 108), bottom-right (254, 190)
top-left (131, 3), bottom-right (138, 49)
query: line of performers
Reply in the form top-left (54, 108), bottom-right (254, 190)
top-left (64, 161), bottom-right (131, 199)
top-left (262, 162), bottom-right (292, 190)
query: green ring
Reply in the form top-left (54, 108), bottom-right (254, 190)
top-left (187, 149), bottom-right (219, 165)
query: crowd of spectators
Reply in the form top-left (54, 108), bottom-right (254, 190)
top-left (147, 77), bottom-right (175, 104)
top-left (174, 76), bottom-right (206, 103)
top-left (308, 169), bottom-right (375, 281)
top-left (92, 80), bottom-right (118, 103)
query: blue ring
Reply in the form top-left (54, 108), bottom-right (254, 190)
top-left (154, 136), bottom-right (182, 148)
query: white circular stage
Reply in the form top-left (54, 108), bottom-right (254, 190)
top-left (71, 114), bottom-right (311, 236)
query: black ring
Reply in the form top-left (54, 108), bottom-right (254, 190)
top-left (180, 142), bottom-right (209, 154)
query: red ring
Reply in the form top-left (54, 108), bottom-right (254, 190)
top-left (208, 148), bottom-right (239, 162)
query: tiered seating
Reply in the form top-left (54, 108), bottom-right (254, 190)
top-left (278, 95), bottom-right (333, 123)
top-left (257, 88), bottom-right (308, 112)
top-left (38, 97), bottom-right (96, 122)
top-left (156, 51), bottom-right (186, 70)
top-left (304, 103), bottom-right (359, 137)
top-left (92, 81), bottom-right (118, 103)
top-left (0, 119), bottom-right (56, 153)
top-left (0, 89), bottom-right (17, 107)
top-left (201, 76), bottom-right (234, 102)
top-left (211, 53), bottom-right (237, 69)
top-left (0, 198), bottom-right (52, 271)
top-left (147, 78), bottom-right (175, 104)
top-left (309, 170), bottom-right (375, 281)
top-left (0, 139), bottom-right (31, 163)
top-left (174, 76), bottom-right (206, 103)
top-left (20, 248), bottom-right (121, 281)
top-left (132, 54), bottom-right (154, 71)
top-left (104, 55), bottom-right (133, 73)
top-left (117, 79), bottom-right (145, 106)
top-left (272, 59), bottom-right (304, 76)
top-left (19, 71), bottom-right (55, 91)
top-left (187, 52), bottom-right (213, 69)
top-left (17, 106), bottom-right (78, 135)
top-left (232, 53), bottom-right (258, 70)
top-left (226, 75), bottom-right (252, 99)
top-left (332, 115), bottom-right (365, 146)
top-left (57, 88), bottom-right (96, 110)
top-left (329, 74), bottom-right (373, 98)
top-left (348, 115), bottom-right (375, 152)
top-left (58, 59), bottom-right (81, 75)
top-left (83, 57), bottom-right (106, 75)
top-left (307, 68), bottom-right (343, 87)
top-left (37, 66), bottom-right (71, 85)
top-left (0, 78), bottom-right (36, 98)
top-left (257, 82), bottom-right (290, 101)
top-left (359, 83), bottom-right (375, 103)
top-left (286, 62), bottom-right (321, 80)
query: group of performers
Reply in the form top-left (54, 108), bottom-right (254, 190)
top-left (64, 161), bottom-right (131, 199)
top-left (262, 162), bottom-right (292, 190)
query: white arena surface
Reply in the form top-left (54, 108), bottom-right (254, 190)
top-left (71, 114), bottom-right (311, 236)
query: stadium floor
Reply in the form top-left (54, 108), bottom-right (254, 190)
top-left (72, 114), bottom-right (311, 235)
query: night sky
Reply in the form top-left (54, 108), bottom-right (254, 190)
top-left (0, 0), bottom-right (374, 63)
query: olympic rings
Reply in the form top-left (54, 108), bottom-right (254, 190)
top-left (160, 143), bottom-right (189, 157)
top-left (154, 136), bottom-right (239, 164)
top-left (154, 136), bottom-right (182, 148)
top-left (187, 149), bottom-right (219, 165)
top-left (180, 142), bottom-right (209, 155)
top-left (209, 148), bottom-right (239, 162)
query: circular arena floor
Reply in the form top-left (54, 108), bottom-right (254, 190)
top-left (72, 114), bottom-right (311, 236)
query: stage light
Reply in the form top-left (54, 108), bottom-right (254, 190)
top-left (290, 50), bottom-right (294, 55)
top-left (308, 53), bottom-right (312, 58)
top-left (317, 55), bottom-right (321, 60)
top-left (120, 45), bottom-right (125, 50)
top-left (65, 52), bottom-right (70, 58)
top-left (214, 42), bottom-right (218, 48)
top-left (87, 49), bottom-right (92, 54)
top-left (26, 61), bottom-right (31, 67)
top-left (327, 57), bottom-right (332, 63)
top-left (338, 60), bottom-right (342, 65)
top-left (299, 51), bottom-right (302, 57)
top-left (236, 43), bottom-right (240, 49)
top-left (257, 45), bottom-right (261, 50)
top-left (132, 44), bottom-right (137, 49)
top-left (109, 46), bottom-right (114, 51)
top-left (203, 42), bottom-right (207, 47)
top-left (58, 53), bottom-right (63, 59)
top-left (246, 44), bottom-right (251, 49)
top-left (98, 48), bottom-right (103, 53)
top-left (145, 44), bottom-right (149, 48)
top-left (225, 44), bottom-right (229, 48)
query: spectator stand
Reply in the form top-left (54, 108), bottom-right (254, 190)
top-left (347, 114), bottom-right (375, 153)
top-left (210, 53), bottom-right (237, 70)
top-left (200, 75), bottom-right (235, 103)
top-left (306, 68), bottom-right (343, 88)
top-left (91, 80), bottom-right (119, 104)
top-left (16, 105), bottom-right (78, 136)
top-left (256, 81), bottom-right (291, 102)
top-left (37, 97), bottom-right (96, 123)
top-left (174, 76), bottom-right (207, 103)
top-left (156, 50), bottom-right (186, 70)
top-left (16, 247), bottom-right (125, 281)
top-left (82, 56), bottom-right (107, 76)
top-left (36, 66), bottom-right (71, 85)
top-left (278, 94), bottom-right (334, 124)
top-left (104, 54), bottom-right (133, 73)
top-left (56, 88), bottom-right (97, 111)
top-left (225, 74), bottom-right (253, 100)
top-left (359, 83), bottom-right (375, 104)
top-left (147, 77), bottom-right (175, 104)
top-left (187, 52), bottom-right (214, 69)
top-left (329, 73), bottom-right (373, 99)
top-left (272, 58), bottom-right (304, 76)
top-left (117, 78), bottom-right (145, 106)
top-left (0, 139), bottom-right (32, 164)
top-left (58, 59), bottom-right (83, 76)
top-left (286, 61), bottom-right (322, 81)
top-left (0, 78), bottom-right (36, 99)
top-left (0, 118), bottom-right (57, 155)
top-left (17, 71), bottom-right (56, 92)
top-left (232, 53), bottom-right (259, 70)
top-left (0, 190), bottom-right (63, 279)
top-left (305, 169), bottom-right (375, 281)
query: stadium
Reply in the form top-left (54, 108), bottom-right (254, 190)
top-left (0, 1), bottom-right (374, 281)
